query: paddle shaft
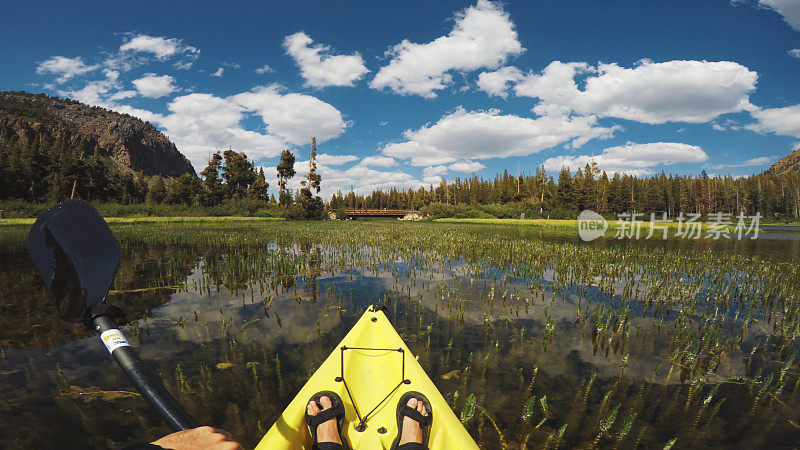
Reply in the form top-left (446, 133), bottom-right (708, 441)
top-left (92, 315), bottom-right (197, 432)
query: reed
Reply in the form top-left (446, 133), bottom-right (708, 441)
top-left (3, 218), bottom-right (799, 448)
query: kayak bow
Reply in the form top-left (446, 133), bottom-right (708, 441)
top-left (257, 306), bottom-right (478, 449)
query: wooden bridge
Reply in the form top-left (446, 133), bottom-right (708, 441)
top-left (344, 209), bottom-right (414, 217)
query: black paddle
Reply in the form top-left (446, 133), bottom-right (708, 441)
top-left (27, 199), bottom-right (196, 432)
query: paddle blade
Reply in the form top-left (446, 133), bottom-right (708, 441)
top-left (27, 199), bottom-right (120, 322)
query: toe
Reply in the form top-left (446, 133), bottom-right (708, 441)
top-left (307, 400), bottom-right (320, 416)
top-left (320, 395), bottom-right (333, 409)
top-left (407, 397), bottom-right (418, 408)
top-left (418, 402), bottom-right (427, 416)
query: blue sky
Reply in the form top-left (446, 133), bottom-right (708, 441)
top-left (2, 0), bottom-right (799, 196)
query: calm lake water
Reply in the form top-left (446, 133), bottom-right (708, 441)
top-left (1, 220), bottom-right (799, 449)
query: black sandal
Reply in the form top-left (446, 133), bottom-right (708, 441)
top-left (305, 391), bottom-right (348, 450)
top-left (390, 391), bottom-right (433, 450)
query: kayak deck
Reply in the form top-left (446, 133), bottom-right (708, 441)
top-left (256, 306), bottom-right (478, 450)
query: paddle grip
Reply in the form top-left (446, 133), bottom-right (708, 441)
top-left (93, 314), bottom-right (197, 432)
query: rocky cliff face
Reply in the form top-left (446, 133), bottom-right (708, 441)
top-left (766, 148), bottom-right (800, 176)
top-left (0, 91), bottom-right (195, 177)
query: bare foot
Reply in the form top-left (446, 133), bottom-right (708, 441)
top-left (307, 396), bottom-right (342, 445)
top-left (398, 397), bottom-right (427, 446)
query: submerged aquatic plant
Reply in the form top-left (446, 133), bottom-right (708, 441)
top-left (521, 395), bottom-right (536, 422)
top-left (2, 219), bottom-right (800, 448)
top-left (460, 393), bottom-right (477, 424)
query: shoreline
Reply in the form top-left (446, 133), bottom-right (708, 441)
top-left (431, 217), bottom-right (796, 233)
top-left (2, 215), bottom-right (796, 230)
top-left (0, 216), bottom-right (284, 226)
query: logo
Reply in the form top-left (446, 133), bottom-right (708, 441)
top-left (578, 210), bottom-right (608, 241)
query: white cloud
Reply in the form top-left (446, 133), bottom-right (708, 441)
top-left (58, 70), bottom-right (163, 124)
top-left (449, 160), bottom-right (486, 172)
top-left (211, 67), bottom-right (224, 77)
top-left (132, 73), bottom-right (178, 98)
top-left (789, 49), bottom-right (800, 59)
top-left (422, 176), bottom-right (444, 185)
top-left (155, 85), bottom-right (347, 170)
top-left (422, 165), bottom-right (448, 185)
top-left (157, 93), bottom-right (285, 169)
top-left (112, 104), bottom-right (164, 124)
top-left (423, 165), bottom-right (448, 177)
top-left (710, 155), bottom-right (775, 170)
top-left (58, 69), bottom-right (121, 105)
top-left (230, 85), bottom-right (347, 145)
top-left (36, 56), bottom-right (98, 83)
top-left (54, 74), bottom-right (347, 171)
top-left (746, 104), bottom-right (800, 138)
top-left (739, 156), bottom-right (774, 166)
top-left (116, 34), bottom-right (200, 70)
top-left (39, 37), bottom-right (348, 173)
top-left (542, 142), bottom-right (708, 176)
top-left (359, 155), bottom-right (397, 167)
top-left (278, 159), bottom-right (421, 197)
top-left (712, 118), bottom-right (740, 131)
top-left (759, 0), bottom-right (800, 30)
top-left (382, 107), bottom-right (619, 166)
top-left (476, 66), bottom-right (522, 98)
top-left (515, 60), bottom-right (758, 124)
top-left (384, 142), bottom-right (455, 167)
top-left (283, 32), bottom-right (369, 88)
top-left (120, 35), bottom-right (179, 59)
top-left (317, 153), bottom-right (359, 165)
top-left (370, 0), bottom-right (524, 98)
top-left (121, 34), bottom-right (197, 58)
top-left (174, 60), bottom-right (197, 70)
top-left (255, 64), bottom-right (273, 74)
top-left (109, 90), bottom-right (137, 101)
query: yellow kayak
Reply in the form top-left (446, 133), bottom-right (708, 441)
top-left (256, 306), bottom-right (479, 449)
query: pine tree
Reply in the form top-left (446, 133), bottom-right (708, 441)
top-left (596, 171), bottom-right (609, 213)
top-left (694, 178), bottom-right (711, 214)
top-left (222, 149), bottom-right (256, 199)
top-left (308, 137), bottom-right (321, 194)
top-left (556, 168), bottom-right (575, 209)
top-left (146, 175), bottom-right (167, 204)
top-left (200, 152), bottom-right (224, 206)
top-left (249, 167), bottom-right (270, 201)
top-left (294, 137), bottom-right (324, 220)
top-left (165, 174), bottom-right (202, 205)
top-left (536, 164), bottom-right (548, 212)
top-left (277, 149), bottom-right (296, 206)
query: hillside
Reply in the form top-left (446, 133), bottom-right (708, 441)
top-left (765, 147), bottom-right (800, 175)
top-left (0, 91), bottom-right (194, 177)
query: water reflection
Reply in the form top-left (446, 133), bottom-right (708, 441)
top-left (0, 221), bottom-right (798, 448)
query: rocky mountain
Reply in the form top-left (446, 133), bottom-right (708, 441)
top-left (0, 91), bottom-right (194, 177)
top-left (765, 147), bottom-right (800, 176)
